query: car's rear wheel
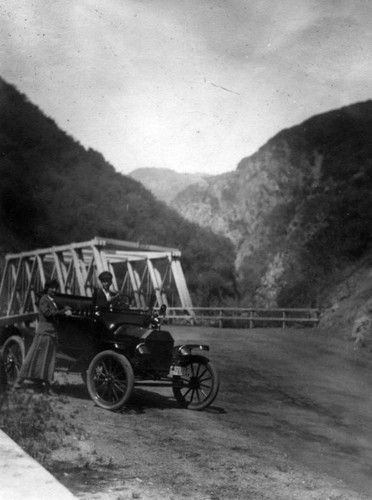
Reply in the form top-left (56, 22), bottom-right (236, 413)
top-left (1, 336), bottom-right (25, 384)
top-left (172, 355), bottom-right (219, 410)
top-left (86, 350), bottom-right (134, 411)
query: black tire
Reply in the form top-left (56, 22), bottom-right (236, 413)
top-left (86, 350), bottom-right (134, 411)
top-left (1, 336), bottom-right (25, 384)
top-left (172, 355), bottom-right (219, 410)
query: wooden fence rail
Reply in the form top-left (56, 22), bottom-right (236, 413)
top-left (166, 307), bottom-right (320, 329)
top-left (0, 307), bottom-right (320, 330)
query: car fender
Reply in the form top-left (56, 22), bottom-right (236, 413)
top-left (0, 324), bottom-right (34, 352)
top-left (172, 344), bottom-right (210, 364)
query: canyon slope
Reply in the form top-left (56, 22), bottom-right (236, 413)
top-left (168, 101), bottom-right (372, 310)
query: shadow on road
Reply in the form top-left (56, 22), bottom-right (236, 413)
top-left (54, 381), bottom-right (227, 415)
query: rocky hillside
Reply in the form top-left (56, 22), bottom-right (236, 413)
top-left (170, 101), bottom-right (372, 311)
top-left (129, 167), bottom-right (209, 203)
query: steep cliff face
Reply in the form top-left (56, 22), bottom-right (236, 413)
top-left (171, 101), bottom-right (372, 307)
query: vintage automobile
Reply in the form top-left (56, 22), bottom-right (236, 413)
top-left (0, 294), bottom-right (219, 411)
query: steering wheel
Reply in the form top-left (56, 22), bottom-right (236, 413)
top-left (111, 294), bottom-right (130, 309)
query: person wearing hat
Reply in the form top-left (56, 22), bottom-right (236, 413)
top-left (93, 271), bottom-right (120, 308)
top-left (14, 279), bottom-right (72, 393)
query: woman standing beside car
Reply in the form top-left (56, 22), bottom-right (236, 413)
top-left (14, 279), bottom-right (72, 394)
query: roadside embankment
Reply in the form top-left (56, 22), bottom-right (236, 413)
top-left (0, 429), bottom-right (77, 499)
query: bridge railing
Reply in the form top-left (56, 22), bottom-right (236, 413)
top-left (166, 307), bottom-right (320, 328)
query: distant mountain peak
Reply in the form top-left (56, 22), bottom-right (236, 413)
top-left (129, 167), bottom-right (209, 204)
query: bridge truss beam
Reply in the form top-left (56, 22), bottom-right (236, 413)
top-left (0, 236), bottom-right (193, 318)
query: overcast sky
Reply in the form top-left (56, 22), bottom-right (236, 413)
top-left (1, 0), bottom-right (371, 175)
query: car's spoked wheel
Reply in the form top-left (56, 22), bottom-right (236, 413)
top-left (1, 336), bottom-right (25, 384)
top-left (172, 355), bottom-right (219, 410)
top-left (87, 351), bottom-right (134, 411)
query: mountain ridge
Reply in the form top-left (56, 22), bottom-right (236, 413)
top-left (0, 77), bottom-right (237, 306)
top-left (129, 167), bottom-right (209, 203)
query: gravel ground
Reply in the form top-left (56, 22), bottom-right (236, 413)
top-left (37, 326), bottom-right (372, 499)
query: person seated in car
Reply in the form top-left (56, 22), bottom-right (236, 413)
top-left (93, 271), bottom-right (119, 308)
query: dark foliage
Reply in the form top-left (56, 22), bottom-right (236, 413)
top-left (0, 78), bottom-right (237, 305)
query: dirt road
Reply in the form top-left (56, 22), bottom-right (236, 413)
top-left (49, 326), bottom-right (372, 500)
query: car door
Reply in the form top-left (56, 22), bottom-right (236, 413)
top-left (56, 315), bottom-right (98, 369)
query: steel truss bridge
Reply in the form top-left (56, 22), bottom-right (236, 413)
top-left (0, 236), bottom-right (193, 325)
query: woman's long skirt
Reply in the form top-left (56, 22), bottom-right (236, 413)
top-left (18, 333), bottom-right (57, 382)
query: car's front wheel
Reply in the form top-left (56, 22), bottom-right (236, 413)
top-left (86, 350), bottom-right (134, 411)
top-left (172, 355), bottom-right (219, 410)
top-left (1, 335), bottom-right (25, 384)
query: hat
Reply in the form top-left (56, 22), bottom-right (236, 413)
top-left (44, 279), bottom-right (59, 290)
top-left (98, 271), bottom-right (113, 281)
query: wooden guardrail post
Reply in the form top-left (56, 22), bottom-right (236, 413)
top-left (218, 309), bottom-right (223, 328)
